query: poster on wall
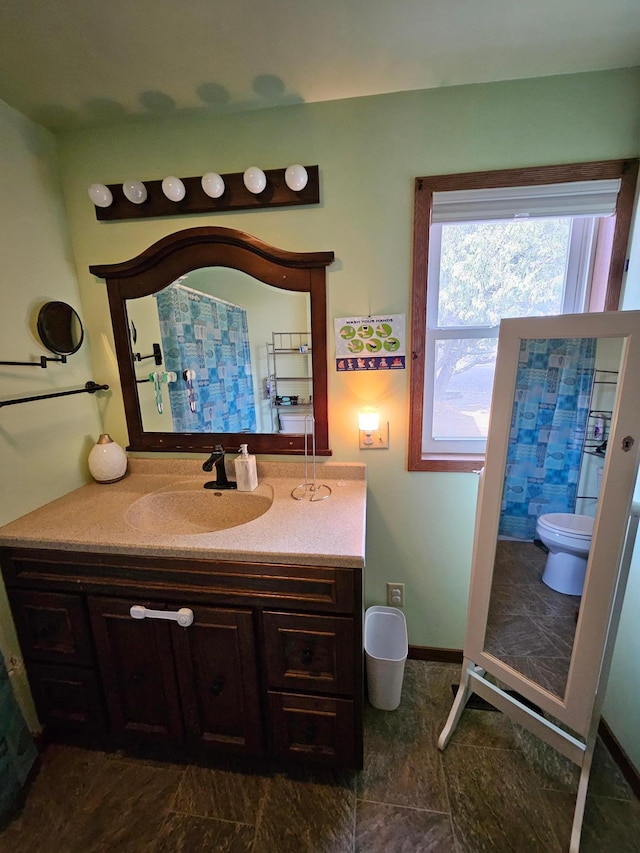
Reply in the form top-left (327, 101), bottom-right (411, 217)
top-left (334, 314), bottom-right (406, 371)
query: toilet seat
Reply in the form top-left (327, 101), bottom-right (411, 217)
top-left (537, 513), bottom-right (593, 540)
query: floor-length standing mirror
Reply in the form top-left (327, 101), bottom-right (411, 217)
top-left (438, 310), bottom-right (640, 852)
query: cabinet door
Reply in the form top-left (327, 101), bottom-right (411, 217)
top-left (28, 662), bottom-right (106, 735)
top-left (262, 612), bottom-right (354, 695)
top-left (10, 590), bottom-right (94, 666)
top-left (268, 691), bottom-right (355, 766)
top-left (171, 605), bottom-right (263, 755)
top-left (88, 597), bottom-right (183, 743)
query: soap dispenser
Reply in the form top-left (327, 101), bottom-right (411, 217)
top-left (235, 444), bottom-right (258, 492)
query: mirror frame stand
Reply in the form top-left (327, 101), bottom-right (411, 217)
top-left (437, 309), bottom-right (640, 852)
top-left (90, 226), bottom-right (334, 455)
top-left (438, 509), bottom-right (639, 853)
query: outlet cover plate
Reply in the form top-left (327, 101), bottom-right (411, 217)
top-left (387, 582), bottom-right (405, 607)
top-left (359, 421), bottom-right (389, 450)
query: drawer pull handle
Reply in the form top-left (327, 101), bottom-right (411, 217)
top-left (129, 605), bottom-right (194, 627)
top-left (209, 677), bottom-right (224, 697)
top-left (301, 647), bottom-right (314, 665)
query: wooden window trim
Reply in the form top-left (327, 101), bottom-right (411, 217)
top-left (408, 159), bottom-right (640, 473)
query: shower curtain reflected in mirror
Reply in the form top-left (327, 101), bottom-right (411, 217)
top-left (0, 654), bottom-right (37, 821)
top-left (499, 336), bottom-right (596, 540)
top-left (156, 283), bottom-right (257, 433)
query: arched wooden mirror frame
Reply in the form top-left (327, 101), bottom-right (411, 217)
top-left (90, 226), bottom-right (334, 455)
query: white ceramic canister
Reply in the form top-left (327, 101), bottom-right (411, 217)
top-left (88, 434), bottom-right (128, 483)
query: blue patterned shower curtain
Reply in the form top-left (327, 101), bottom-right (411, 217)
top-left (498, 337), bottom-right (596, 540)
top-left (156, 284), bottom-right (257, 433)
top-left (0, 654), bottom-right (37, 822)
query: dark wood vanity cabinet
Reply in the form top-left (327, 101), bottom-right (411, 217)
top-left (0, 547), bottom-right (363, 769)
top-left (88, 597), bottom-right (263, 754)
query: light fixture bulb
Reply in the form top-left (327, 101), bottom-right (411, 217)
top-left (122, 179), bottom-right (147, 204)
top-left (358, 410), bottom-right (380, 432)
top-left (285, 164), bottom-right (308, 191)
top-left (88, 183), bottom-right (113, 208)
top-left (243, 166), bottom-right (267, 194)
top-left (201, 172), bottom-right (225, 198)
top-left (161, 176), bottom-right (186, 202)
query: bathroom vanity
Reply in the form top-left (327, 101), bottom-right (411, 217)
top-left (0, 459), bottom-right (366, 769)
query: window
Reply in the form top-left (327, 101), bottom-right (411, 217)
top-left (408, 160), bottom-right (639, 472)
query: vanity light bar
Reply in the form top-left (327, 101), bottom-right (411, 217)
top-left (89, 165), bottom-right (319, 221)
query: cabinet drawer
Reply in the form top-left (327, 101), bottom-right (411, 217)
top-left (268, 692), bottom-right (355, 766)
top-left (10, 590), bottom-right (94, 666)
top-left (28, 662), bottom-right (106, 735)
top-left (263, 612), bottom-right (354, 695)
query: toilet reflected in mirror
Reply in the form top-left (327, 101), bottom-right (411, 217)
top-left (537, 512), bottom-right (593, 595)
top-left (484, 335), bottom-right (622, 701)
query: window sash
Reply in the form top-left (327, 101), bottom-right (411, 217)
top-left (421, 217), bottom-right (598, 454)
top-left (408, 160), bottom-right (639, 473)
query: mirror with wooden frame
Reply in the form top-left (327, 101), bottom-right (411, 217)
top-left (90, 227), bottom-right (334, 455)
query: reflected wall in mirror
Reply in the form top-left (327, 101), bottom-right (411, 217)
top-left (127, 268), bottom-right (310, 435)
top-left (484, 335), bottom-right (623, 700)
top-left (37, 301), bottom-right (84, 355)
top-left (90, 227), bottom-right (334, 455)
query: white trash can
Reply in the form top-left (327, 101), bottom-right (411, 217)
top-left (364, 605), bottom-right (408, 710)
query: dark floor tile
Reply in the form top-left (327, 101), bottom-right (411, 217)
top-left (355, 800), bottom-right (455, 852)
top-left (442, 743), bottom-right (564, 852)
top-left (513, 726), bottom-right (634, 800)
top-left (359, 662), bottom-right (449, 811)
top-left (425, 662), bottom-right (519, 750)
top-left (0, 745), bottom-right (109, 852)
top-left (485, 613), bottom-right (555, 659)
top-left (173, 762), bottom-right (269, 825)
top-left (488, 583), bottom-right (552, 618)
top-left (523, 656), bottom-right (569, 698)
top-left (154, 812), bottom-right (255, 853)
top-left (540, 789), bottom-right (640, 853)
top-left (252, 768), bottom-right (354, 853)
top-left (58, 755), bottom-right (185, 853)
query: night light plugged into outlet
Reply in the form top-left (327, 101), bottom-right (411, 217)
top-left (358, 408), bottom-right (389, 449)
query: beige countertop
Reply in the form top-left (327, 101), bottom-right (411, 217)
top-left (0, 458), bottom-right (367, 569)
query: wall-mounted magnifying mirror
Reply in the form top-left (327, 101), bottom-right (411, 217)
top-left (36, 301), bottom-right (84, 355)
top-left (439, 309), bottom-right (640, 852)
top-left (90, 227), bottom-right (334, 455)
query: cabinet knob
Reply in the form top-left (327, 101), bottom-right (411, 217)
top-left (209, 676), bottom-right (224, 697)
top-left (130, 671), bottom-right (145, 685)
top-left (301, 647), bottom-right (313, 665)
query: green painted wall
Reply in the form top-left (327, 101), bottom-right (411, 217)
top-left (57, 67), bottom-right (640, 652)
top-left (0, 99), bottom-right (103, 725)
top-left (3, 68), bottom-right (640, 767)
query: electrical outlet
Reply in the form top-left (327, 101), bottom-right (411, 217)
top-left (386, 582), bottom-right (405, 607)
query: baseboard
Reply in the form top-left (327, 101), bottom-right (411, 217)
top-left (408, 645), bottom-right (639, 799)
top-left (408, 645), bottom-right (463, 664)
top-left (598, 717), bottom-right (640, 800)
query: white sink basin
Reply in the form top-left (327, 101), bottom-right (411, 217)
top-left (125, 484), bottom-right (273, 535)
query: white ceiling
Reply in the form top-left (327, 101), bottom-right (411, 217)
top-left (1, 0), bottom-right (639, 132)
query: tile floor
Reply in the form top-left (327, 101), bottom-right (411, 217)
top-left (1, 661), bottom-right (638, 852)
top-left (485, 540), bottom-right (581, 698)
